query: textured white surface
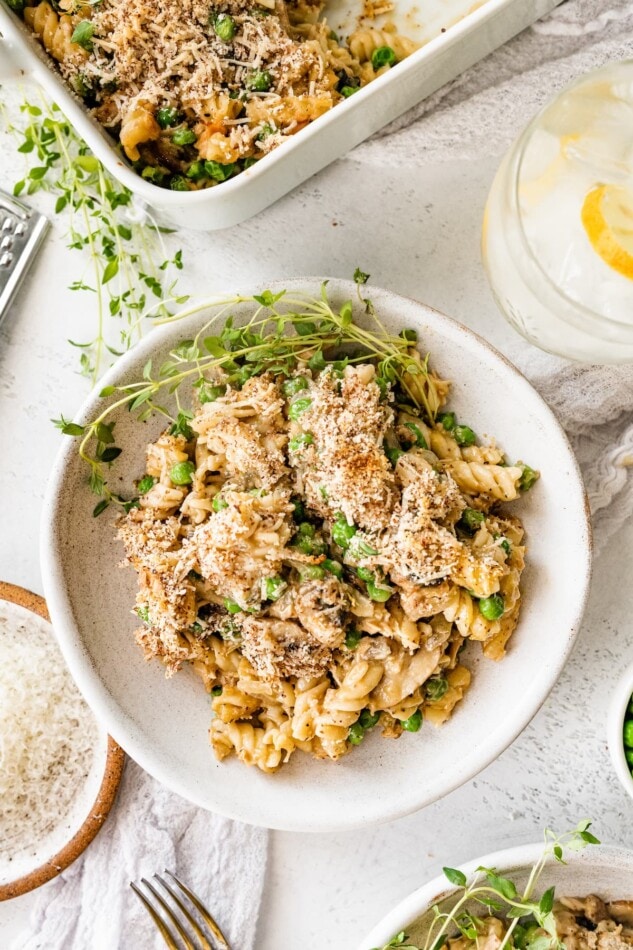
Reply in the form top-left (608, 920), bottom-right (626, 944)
top-left (1, 0), bottom-right (633, 947)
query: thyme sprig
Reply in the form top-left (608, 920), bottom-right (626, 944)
top-left (374, 822), bottom-right (600, 950)
top-left (53, 280), bottom-right (440, 516)
top-left (2, 93), bottom-right (187, 383)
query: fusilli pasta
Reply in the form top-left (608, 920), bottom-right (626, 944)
top-left (117, 323), bottom-right (538, 772)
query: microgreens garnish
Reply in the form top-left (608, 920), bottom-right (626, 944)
top-left (373, 822), bottom-right (600, 950)
top-left (2, 94), bottom-right (187, 383)
top-left (53, 281), bottom-right (441, 516)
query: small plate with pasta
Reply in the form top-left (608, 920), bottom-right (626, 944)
top-left (41, 278), bottom-right (591, 831)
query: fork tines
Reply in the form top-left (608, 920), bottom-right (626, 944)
top-left (131, 869), bottom-right (231, 950)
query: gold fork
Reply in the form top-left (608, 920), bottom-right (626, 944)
top-left (131, 869), bottom-right (232, 950)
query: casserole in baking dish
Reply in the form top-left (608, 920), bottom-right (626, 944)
top-left (0, 0), bottom-right (561, 230)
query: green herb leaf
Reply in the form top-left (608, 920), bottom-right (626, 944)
top-left (71, 20), bottom-right (95, 51)
top-left (443, 867), bottom-right (467, 887)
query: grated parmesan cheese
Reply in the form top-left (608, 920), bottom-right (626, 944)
top-left (0, 601), bottom-right (100, 861)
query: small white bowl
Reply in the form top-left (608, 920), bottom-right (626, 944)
top-left (0, 582), bottom-right (125, 900)
top-left (358, 842), bottom-right (633, 950)
top-left (41, 279), bottom-right (592, 832)
top-left (608, 660), bottom-right (633, 802)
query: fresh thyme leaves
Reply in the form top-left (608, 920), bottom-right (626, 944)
top-left (374, 822), bottom-right (601, 950)
top-left (55, 281), bottom-right (440, 515)
top-left (3, 94), bottom-right (187, 384)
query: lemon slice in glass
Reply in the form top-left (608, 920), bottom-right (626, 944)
top-left (581, 184), bottom-right (633, 279)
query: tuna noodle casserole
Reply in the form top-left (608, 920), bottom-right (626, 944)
top-left (13, 0), bottom-right (418, 189)
top-left (116, 311), bottom-right (539, 773)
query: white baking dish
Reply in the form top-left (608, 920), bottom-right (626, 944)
top-left (0, 0), bottom-right (561, 230)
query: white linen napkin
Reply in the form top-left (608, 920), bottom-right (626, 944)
top-left (19, 761), bottom-right (267, 950)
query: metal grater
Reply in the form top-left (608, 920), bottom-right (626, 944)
top-left (0, 189), bottom-right (49, 327)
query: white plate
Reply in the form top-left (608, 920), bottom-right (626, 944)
top-left (41, 279), bottom-right (591, 831)
top-left (0, 0), bottom-right (562, 230)
top-left (358, 841), bottom-right (633, 949)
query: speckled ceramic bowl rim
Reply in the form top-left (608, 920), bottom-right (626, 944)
top-left (608, 661), bottom-right (633, 802)
top-left (0, 582), bottom-right (126, 901)
top-left (357, 842), bottom-right (633, 949)
top-left (41, 279), bottom-right (592, 830)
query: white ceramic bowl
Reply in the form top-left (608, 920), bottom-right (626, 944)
top-left (0, 0), bottom-right (561, 230)
top-left (608, 661), bottom-right (633, 802)
top-left (358, 842), bottom-right (633, 950)
top-left (41, 279), bottom-right (591, 832)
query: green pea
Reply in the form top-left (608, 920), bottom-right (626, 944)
top-left (402, 710), bottom-right (423, 732)
top-left (291, 498), bottom-right (306, 522)
top-left (212, 494), bottom-right (228, 512)
top-left (332, 512), bottom-right (357, 549)
top-left (288, 397), bottom-right (312, 420)
top-left (352, 538), bottom-right (379, 557)
top-left (460, 508), bottom-right (484, 533)
top-left (211, 12), bottom-right (236, 40)
top-left (289, 433), bottom-right (314, 452)
top-left (403, 422), bottom-right (427, 448)
top-left (345, 628), bottom-right (361, 650)
top-left (224, 599), bottom-right (242, 614)
top-left (454, 425), bottom-right (476, 446)
top-left (282, 376), bottom-right (309, 398)
top-left (341, 85), bottom-right (360, 98)
top-left (204, 160), bottom-right (236, 182)
top-left (624, 721), bottom-right (633, 749)
top-left (141, 166), bottom-right (166, 184)
top-left (297, 522), bottom-right (315, 538)
top-left (348, 722), bottom-right (365, 745)
top-left (479, 593), bottom-right (505, 620)
top-left (190, 621), bottom-right (203, 634)
top-left (386, 446), bottom-right (403, 465)
top-left (211, 685), bottom-right (223, 696)
top-left (519, 465), bottom-right (539, 492)
top-left (186, 160), bottom-right (208, 180)
top-left (356, 566), bottom-right (374, 582)
top-left (169, 460), bottom-right (195, 485)
top-left (137, 475), bottom-right (156, 495)
top-left (136, 605), bottom-right (150, 623)
top-left (399, 328), bottom-right (418, 342)
top-left (170, 176), bottom-right (190, 191)
top-left (437, 411), bottom-right (456, 431)
top-left (300, 565), bottom-right (326, 581)
top-left (367, 580), bottom-right (393, 603)
top-left (246, 69), bottom-right (272, 92)
top-left (172, 128), bottom-right (197, 146)
top-left (371, 45), bottom-right (397, 69)
top-left (425, 677), bottom-right (448, 701)
top-left (199, 384), bottom-right (227, 404)
top-left (358, 709), bottom-right (381, 729)
top-left (264, 575), bottom-right (287, 601)
top-left (323, 559), bottom-right (343, 579)
top-left (156, 106), bottom-right (181, 128)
